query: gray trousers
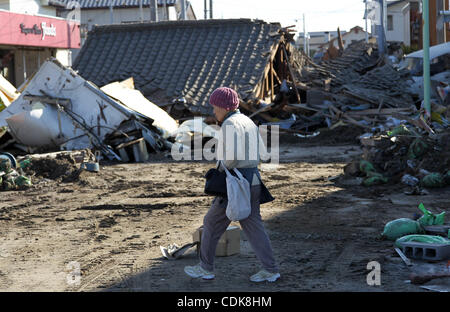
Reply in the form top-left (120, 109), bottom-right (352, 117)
top-left (199, 185), bottom-right (279, 273)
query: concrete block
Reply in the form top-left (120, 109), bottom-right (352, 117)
top-left (423, 225), bottom-right (450, 236)
top-left (193, 225), bottom-right (241, 257)
top-left (398, 242), bottom-right (450, 261)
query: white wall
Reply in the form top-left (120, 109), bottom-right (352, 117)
top-left (80, 7), bottom-right (174, 31)
top-left (403, 7), bottom-right (410, 46)
top-left (323, 29), bottom-right (368, 50)
top-left (0, 0), bottom-right (9, 11)
top-left (386, 12), bottom-right (404, 42)
top-left (56, 49), bottom-right (72, 67)
top-left (340, 30), bottom-right (368, 48)
top-left (0, 0), bottom-right (56, 16)
top-left (386, 2), bottom-right (411, 46)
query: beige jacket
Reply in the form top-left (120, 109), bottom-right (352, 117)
top-left (216, 111), bottom-right (261, 185)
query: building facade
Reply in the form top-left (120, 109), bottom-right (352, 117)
top-left (0, 0), bottom-right (80, 88)
top-left (318, 27), bottom-right (370, 51)
top-left (383, 0), bottom-right (449, 48)
top-left (297, 31), bottom-right (346, 55)
top-left (386, 0), bottom-right (411, 46)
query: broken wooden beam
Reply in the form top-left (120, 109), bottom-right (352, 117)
top-left (282, 45), bottom-right (301, 103)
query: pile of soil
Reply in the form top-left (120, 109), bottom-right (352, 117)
top-left (24, 154), bottom-right (80, 182)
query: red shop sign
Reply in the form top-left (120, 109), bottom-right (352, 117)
top-left (0, 10), bottom-right (80, 49)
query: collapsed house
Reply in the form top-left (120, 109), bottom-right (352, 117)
top-left (284, 40), bottom-right (420, 133)
top-left (72, 19), bottom-right (297, 119)
top-left (1, 18), bottom-right (448, 168)
top-left (0, 18), bottom-right (302, 164)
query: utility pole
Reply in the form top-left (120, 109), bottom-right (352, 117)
top-left (139, 0), bottom-right (143, 22)
top-left (364, 0), bottom-right (369, 43)
top-left (303, 13), bottom-right (307, 56)
top-left (204, 0), bottom-right (208, 19)
top-left (210, 0), bottom-right (213, 19)
top-left (423, 0), bottom-right (431, 118)
top-left (150, 0), bottom-right (158, 22)
top-left (303, 14), bottom-right (306, 54)
top-left (181, 0), bottom-right (187, 20)
top-left (109, 0), bottom-right (114, 24)
top-left (164, 0), bottom-right (167, 20)
top-left (376, 0), bottom-right (386, 55)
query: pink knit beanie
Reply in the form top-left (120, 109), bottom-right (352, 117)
top-left (209, 87), bottom-right (239, 111)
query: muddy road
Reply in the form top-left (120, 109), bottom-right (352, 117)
top-left (1, 141), bottom-right (449, 292)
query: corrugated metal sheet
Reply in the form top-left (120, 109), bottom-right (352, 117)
top-left (73, 19), bottom-right (282, 115)
top-left (53, 0), bottom-right (177, 9)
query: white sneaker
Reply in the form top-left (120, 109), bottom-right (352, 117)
top-left (184, 264), bottom-right (215, 280)
top-left (250, 269), bottom-right (280, 282)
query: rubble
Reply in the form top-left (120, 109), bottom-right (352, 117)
top-left (0, 58), bottom-right (178, 164)
top-left (17, 150), bottom-right (96, 184)
top-left (0, 25), bottom-right (447, 176)
top-left (307, 39), bottom-right (448, 193)
top-left (235, 38), bottom-right (421, 143)
top-left (340, 127), bottom-right (450, 190)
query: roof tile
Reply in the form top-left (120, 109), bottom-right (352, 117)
top-left (73, 19), bottom-right (281, 115)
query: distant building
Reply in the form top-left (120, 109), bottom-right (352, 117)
top-left (382, 0), bottom-right (449, 48)
top-left (385, 0), bottom-right (412, 46)
top-left (317, 26), bottom-right (370, 51)
top-left (0, 0), bottom-right (57, 15)
top-left (297, 30), bottom-right (346, 55)
top-left (0, 0), bottom-right (80, 87)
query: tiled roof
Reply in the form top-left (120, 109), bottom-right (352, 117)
top-left (73, 19), bottom-right (282, 115)
top-left (51, 0), bottom-right (177, 9)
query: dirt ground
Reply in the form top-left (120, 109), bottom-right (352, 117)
top-left (1, 130), bottom-right (450, 292)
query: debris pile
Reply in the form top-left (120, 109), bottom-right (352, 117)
top-left (15, 150), bottom-right (102, 186)
top-left (317, 41), bottom-right (450, 191)
top-left (0, 153), bottom-right (31, 191)
top-left (241, 39), bottom-right (420, 140)
top-left (0, 59), bottom-right (179, 164)
top-left (340, 124), bottom-right (450, 191)
top-left (381, 203), bottom-right (450, 265)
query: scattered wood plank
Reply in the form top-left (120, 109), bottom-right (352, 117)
top-left (271, 65), bottom-right (282, 85)
top-left (395, 248), bottom-right (413, 267)
top-left (287, 103), bottom-right (321, 112)
top-left (248, 103), bottom-right (275, 118)
top-left (345, 107), bottom-right (415, 116)
top-left (239, 101), bottom-right (273, 122)
top-left (270, 61), bottom-right (275, 102)
top-left (116, 137), bottom-right (145, 150)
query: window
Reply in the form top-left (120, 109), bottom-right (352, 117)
top-left (387, 15), bottom-right (394, 31)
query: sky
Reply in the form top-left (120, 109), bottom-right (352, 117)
top-left (189, 0), bottom-right (369, 34)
